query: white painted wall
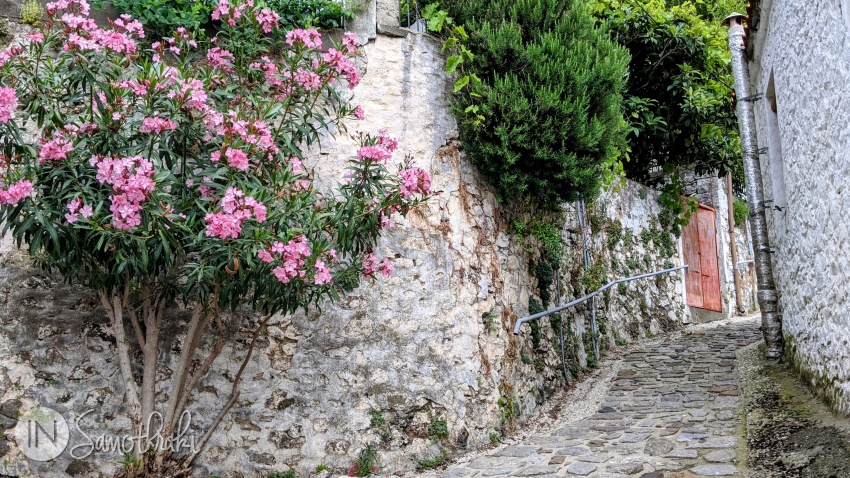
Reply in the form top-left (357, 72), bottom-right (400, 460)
top-left (749, 0), bottom-right (850, 414)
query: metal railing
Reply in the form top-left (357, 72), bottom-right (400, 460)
top-left (513, 264), bottom-right (690, 335)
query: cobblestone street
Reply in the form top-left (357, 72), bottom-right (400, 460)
top-left (418, 317), bottom-right (762, 478)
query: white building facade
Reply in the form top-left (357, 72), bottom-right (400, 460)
top-left (747, 0), bottom-right (850, 414)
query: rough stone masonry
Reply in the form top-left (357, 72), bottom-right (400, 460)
top-left (0, 26), bottom-right (698, 478)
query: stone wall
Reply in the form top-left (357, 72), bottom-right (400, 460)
top-left (0, 24), bottom-right (695, 478)
top-left (748, 0), bottom-right (850, 414)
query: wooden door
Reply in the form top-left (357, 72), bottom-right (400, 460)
top-left (682, 204), bottom-right (723, 312)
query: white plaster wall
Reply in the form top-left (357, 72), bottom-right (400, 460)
top-left (749, 0), bottom-right (850, 414)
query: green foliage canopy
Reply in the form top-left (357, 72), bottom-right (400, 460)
top-left (434, 0), bottom-right (631, 209)
top-left (104, 0), bottom-right (352, 39)
top-left (593, 0), bottom-right (744, 185)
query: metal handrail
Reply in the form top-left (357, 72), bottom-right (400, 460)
top-left (513, 265), bottom-right (690, 335)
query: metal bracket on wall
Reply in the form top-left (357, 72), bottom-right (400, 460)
top-left (741, 92), bottom-right (764, 102)
top-left (759, 199), bottom-right (774, 208)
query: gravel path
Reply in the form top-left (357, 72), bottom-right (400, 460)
top-left (414, 317), bottom-right (762, 478)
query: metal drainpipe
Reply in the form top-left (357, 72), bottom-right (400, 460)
top-left (727, 172), bottom-right (745, 315)
top-left (723, 13), bottom-right (783, 358)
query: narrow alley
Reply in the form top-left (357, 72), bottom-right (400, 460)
top-left (414, 317), bottom-right (850, 478)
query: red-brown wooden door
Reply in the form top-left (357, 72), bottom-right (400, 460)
top-left (682, 204), bottom-right (722, 312)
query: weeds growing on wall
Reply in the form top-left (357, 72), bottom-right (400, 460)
top-left (733, 197), bottom-right (750, 227)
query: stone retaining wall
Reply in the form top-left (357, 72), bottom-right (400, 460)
top-left (0, 22), bottom-right (697, 478)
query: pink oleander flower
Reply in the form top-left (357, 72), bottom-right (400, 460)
top-left (0, 87), bottom-right (16, 124)
top-left (28, 31), bottom-right (44, 43)
top-left (95, 29), bottom-right (137, 54)
top-left (294, 68), bottom-right (322, 90)
top-left (322, 48), bottom-right (360, 89)
top-left (46, 0), bottom-right (91, 17)
top-left (204, 211), bottom-right (243, 239)
top-left (362, 252), bottom-right (378, 277)
top-left (139, 116), bottom-right (178, 134)
top-left (0, 180), bottom-right (33, 205)
top-left (207, 47), bottom-right (235, 72)
top-left (119, 79), bottom-right (149, 96)
top-left (379, 210), bottom-right (394, 229)
top-left (0, 87), bottom-right (18, 124)
top-left (67, 197), bottom-right (82, 213)
top-left (80, 204), bottom-right (94, 218)
top-left (377, 129), bottom-right (398, 152)
top-left (378, 257), bottom-right (393, 277)
top-left (255, 8), bottom-right (280, 33)
top-left (286, 28), bottom-right (322, 49)
top-left (38, 133), bottom-right (74, 163)
top-left (342, 31), bottom-right (358, 54)
top-left (357, 145), bottom-right (392, 163)
top-left (353, 106), bottom-right (365, 120)
top-left (399, 167), bottom-right (431, 199)
top-left (0, 46), bottom-right (21, 69)
top-left (79, 122), bottom-right (99, 133)
top-left (257, 249), bottom-right (274, 263)
top-left (167, 78), bottom-right (208, 111)
top-left (266, 235), bottom-right (312, 283)
top-left (289, 157), bottom-right (303, 174)
top-left (204, 187), bottom-right (266, 239)
top-left (91, 155), bottom-right (156, 231)
top-left (113, 14), bottom-right (145, 38)
top-left (224, 147), bottom-right (249, 171)
top-left (314, 259), bottom-right (331, 285)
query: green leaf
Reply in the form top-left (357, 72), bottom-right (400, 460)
top-left (453, 75), bottom-right (470, 93)
top-left (445, 55), bottom-right (463, 74)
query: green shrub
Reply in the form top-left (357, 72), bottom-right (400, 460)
top-left (417, 453), bottom-right (448, 469)
top-left (428, 417), bottom-right (449, 440)
top-left (593, 0), bottom-right (744, 187)
top-left (268, 470), bottom-right (298, 478)
top-left (101, 0), bottom-right (215, 38)
top-left (369, 408), bottom-right (385, 427)
top-left (20, 0), bottom-right (44, 26)
top-left (351, 444), bottom-right (378, 477)
top-left (266, 0), bottom-right (353, 30)
top-left (733, 197), bottom-right (750, 227)
top-left (436, 0), bottom-right (629, 209)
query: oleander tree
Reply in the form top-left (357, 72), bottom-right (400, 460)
top-left (0, 0), bottom-right (431, 474)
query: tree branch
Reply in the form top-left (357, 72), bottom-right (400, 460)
top-left (98, 289), bottom-right (142, 457)
top-left (187, 313), bottom-right (275, 465)
top-left (162, 303), bottom-right (212, 437)
top-left (173, 311), bottom-right (230, 428)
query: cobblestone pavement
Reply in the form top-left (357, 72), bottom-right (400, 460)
top-left (421, 318), bottom-right (762, 478)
